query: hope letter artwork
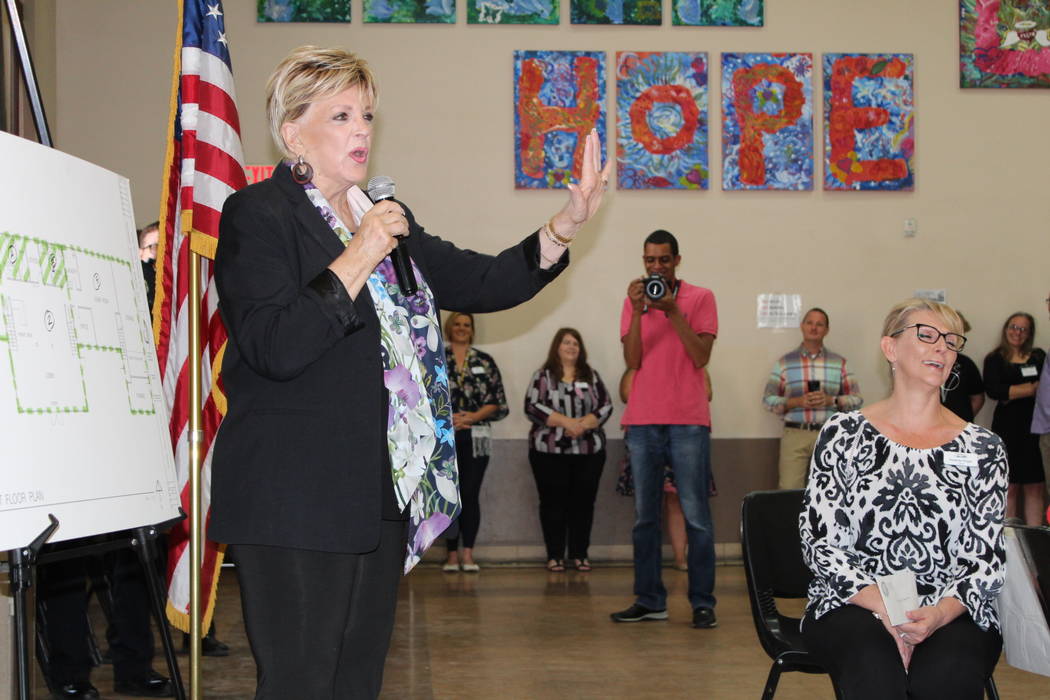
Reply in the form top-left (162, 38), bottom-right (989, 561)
top-left (823, 54), bottom-right (915, 191)
top-left (469, 0), bottom-right (558, 23)
top-left (960, 0), bottom-right (1050, 87)
top-left (364, 0), bottom-right (455, 22)
top-left (673, 0), bottom-right (762, 26)
top-left (514, 51), bottom-right (607, 189)
top-left (616, 52), bottom-right (708, 190)
top-left (721, 53), bottom-right (813, 191)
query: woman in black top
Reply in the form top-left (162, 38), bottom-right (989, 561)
top-left (211, 46), bottom-right (609, 698)
top-left (983, 312), bottom-right (1045, 525)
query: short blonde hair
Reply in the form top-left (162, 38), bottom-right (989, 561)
top-left (881, 298), bottom-right (964, 339)
top-left (265, 46), bottom-right (377, 159)
top-left (443, 312), bottom-right (475, 344)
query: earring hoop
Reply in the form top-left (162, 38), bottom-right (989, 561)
top-left (941, 365), bottom-right (961, 393)
top-left (291, 154), bottom-right (314, 184)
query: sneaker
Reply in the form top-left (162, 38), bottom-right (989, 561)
top-left (692, 606), bottom-right (718, 629)
top-left (610, 603), bottom-right (668, 623)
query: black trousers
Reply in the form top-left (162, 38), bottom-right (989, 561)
top-left (233, 519), bottom-right (407, 700)
top-left (37, 543), bottom-right (156, 684)
top-left (802, 605), bottom-right (1002, 700)
top-left (528, 449), bottom-right (606, 560)
top-left (445, 430), bottom-right (489, 550)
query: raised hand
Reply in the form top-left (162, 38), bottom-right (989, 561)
top-left (550, 128), bottom-right (613, 238)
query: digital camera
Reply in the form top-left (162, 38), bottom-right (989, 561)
top-left (643, 274), bottom-right (668, 301)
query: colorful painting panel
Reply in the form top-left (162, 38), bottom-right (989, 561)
top-left (257, 0), bottom-right (350, 22)
top-left (721, 53), bottom-right (813, 191)
top-left (572, 0), bottom-right (660, 24)
top-left (364, 0), bottom-right (454, 22)
top-left (823, 54), bottom-right (915, 191)
top-left (960, 0), bottom-right (1050, 88)
top-left (616, 52), bottom-right (708, 190)
top-left (673, 0), bottom-right (762, 26)
top-left (514, 51), bottom-right (607, 190)
top-left (468, 0), bottom-right (558, 23)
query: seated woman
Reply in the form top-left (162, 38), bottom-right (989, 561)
top-left (800, 299), bottom-right (1007, 700)
top-left (525, 328), bottom-right (612, 571)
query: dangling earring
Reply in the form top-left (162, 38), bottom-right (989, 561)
top-left (940, 364), bottom-right (961, 401)
top-left (291, 154), bottom-right (313, 184)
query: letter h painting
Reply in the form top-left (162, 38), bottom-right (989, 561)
top-left (823, 54), bottom-right (915, 191)
top-left (721, 53), bottom-right (813, 191)
top-left (514, 51), bottom-right (607, 189)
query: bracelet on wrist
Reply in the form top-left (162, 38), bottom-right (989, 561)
top-left (543, 225), bottom-right (567, 248)
top-left (545, 218), bottom-right (574, 246)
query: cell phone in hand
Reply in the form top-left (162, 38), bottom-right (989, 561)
top-left (807, 380), bottom-right (821, 393)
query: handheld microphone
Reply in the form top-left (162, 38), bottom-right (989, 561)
top-left (366, 175), bottom-right (418, 296)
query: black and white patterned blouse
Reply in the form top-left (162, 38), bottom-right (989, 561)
top-left (800, 411), bottom-right (1008, 632)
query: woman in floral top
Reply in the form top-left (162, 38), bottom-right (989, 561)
top-left (800, 299), bottom-right (1006, 699)
top-left (524, 328), bottom-right (612, 571)
top-left (442, 312), bottom-right (508, 572)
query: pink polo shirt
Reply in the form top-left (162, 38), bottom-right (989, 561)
top-left (620, 280), bottom-right (717, 427)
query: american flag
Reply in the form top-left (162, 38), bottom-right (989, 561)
top-left (153, 0), bottom-right (246, 634)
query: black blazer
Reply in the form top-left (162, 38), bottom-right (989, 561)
top-left (210, 163), bottom-right (566, 553)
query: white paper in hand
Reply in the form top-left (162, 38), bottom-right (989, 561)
top-left (877, 571), bottom-right (920, 626)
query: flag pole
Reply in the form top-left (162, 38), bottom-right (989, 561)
top-left (188, 251), bottom-right (203, 700)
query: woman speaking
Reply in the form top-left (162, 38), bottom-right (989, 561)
top-left (210, 46), bottom-right (609, 699)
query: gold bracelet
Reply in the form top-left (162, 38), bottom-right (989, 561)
top-left (546, 218), bottom-right (574, 246)
top-left (543, 225), bottom-right (567, 248)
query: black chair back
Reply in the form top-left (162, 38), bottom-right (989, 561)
top-left (742, 489), bottom-right (811, 600)
top-left (742, 489), bottom-right (838, 699)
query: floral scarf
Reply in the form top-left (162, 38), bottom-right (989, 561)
top-left (303, 182), bottom-right (459, 572)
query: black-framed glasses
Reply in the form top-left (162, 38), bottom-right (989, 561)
top-left (891, 323), bottom-right (967, 352)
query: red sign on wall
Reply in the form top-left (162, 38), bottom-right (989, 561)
top-left (244, 164), bottom-right (275, 185)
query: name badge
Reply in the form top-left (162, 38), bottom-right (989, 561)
top-left (471, 366), bottom-right (486, 375)
top-left (943, 452), bottom-right (980, 469)
top-left (1021, 365), bottom-right (1038, 378)
top-left (575, 382), bottom-right (589, 390)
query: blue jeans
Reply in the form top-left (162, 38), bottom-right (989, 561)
top-left (626, 424), bottom-right (716, 611)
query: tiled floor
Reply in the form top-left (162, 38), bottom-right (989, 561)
top-left (34, 563), bottom-right (1050, 699)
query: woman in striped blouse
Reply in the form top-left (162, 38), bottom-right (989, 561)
top-left (524, 328), bottom-right (613, 571)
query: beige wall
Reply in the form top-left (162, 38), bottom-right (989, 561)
top-left (45, 0), bottom-right (1049, 442)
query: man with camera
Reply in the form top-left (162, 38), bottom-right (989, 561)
top-left (611, 229), bottom-right (719, 629)
top-left (762, 307), bottom-right (862, 489)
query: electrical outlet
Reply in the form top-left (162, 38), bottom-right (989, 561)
top-left (904, 218), bottom-right (917, 237)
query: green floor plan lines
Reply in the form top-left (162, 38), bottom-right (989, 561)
top-left (0, 232), bottom-right (157, 416)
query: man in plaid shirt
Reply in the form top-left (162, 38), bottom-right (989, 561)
top-left (762, 308), bottom-right (863, 489)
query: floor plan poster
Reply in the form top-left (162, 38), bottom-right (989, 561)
top-left (0, 131), bottom-right (180, 550)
